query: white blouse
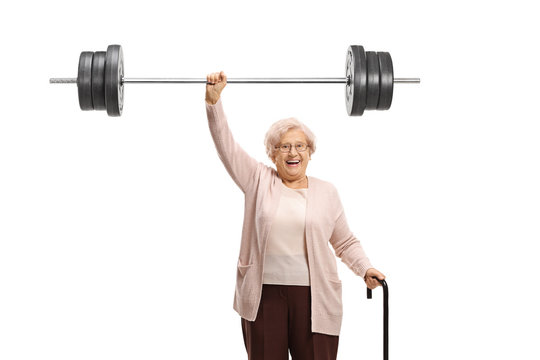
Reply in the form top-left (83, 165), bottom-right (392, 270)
top-left (263, 182), bottom-right (310, 286)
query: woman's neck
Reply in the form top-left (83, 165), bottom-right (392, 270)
top-left (282, 176), bottom-right (308, 189)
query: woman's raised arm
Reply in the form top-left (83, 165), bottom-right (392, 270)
top-left (205, 71), bottom-right (260, 193)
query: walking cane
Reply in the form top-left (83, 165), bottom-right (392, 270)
top-left (367, 278), bottom-right (389, 360)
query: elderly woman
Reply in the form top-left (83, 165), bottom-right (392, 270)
top-left (205, 71), bottom-right (385, 360)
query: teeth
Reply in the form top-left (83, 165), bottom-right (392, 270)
top-left (287, 160), bottom-right (300, 164)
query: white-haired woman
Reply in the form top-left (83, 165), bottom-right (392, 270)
top-left (205, 71), bottom-right (385, 360)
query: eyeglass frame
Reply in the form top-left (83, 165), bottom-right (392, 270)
top-left (274, 142), bottom-right (310, 153)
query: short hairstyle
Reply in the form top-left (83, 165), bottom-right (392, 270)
top-left (264, 117), bottom-right (317, 160)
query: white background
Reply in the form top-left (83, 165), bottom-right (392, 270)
top-left (1, 1), bottom-right (539, 359)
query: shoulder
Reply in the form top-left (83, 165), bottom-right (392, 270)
top-left (260, 163), bottom-right (278, 178)
top-left (309, 176), bottom-right (339, 196)
top-left (255, 162), bottom-right (281, 186)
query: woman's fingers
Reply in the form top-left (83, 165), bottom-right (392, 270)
top-left (215, 72), bottom-right (223, 84)
top-left (206, 72), bottom-right (225, 85)
top-left (205, 72), bottom-right (227, 105)
top-left (365, 270), bottom-right (385, 289)
top-left (368, 277), bottom-right (378, 289)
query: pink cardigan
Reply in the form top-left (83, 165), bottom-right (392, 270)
top-left (206, 99), bottom-right (373, 336)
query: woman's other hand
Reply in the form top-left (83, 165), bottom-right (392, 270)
top-left (206, 71), bottom-right (227, 105)
top-left (364, 268), bottom-right (386, 290)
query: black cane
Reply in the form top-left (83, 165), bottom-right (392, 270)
top-left (367, 278), bottom-right (388, 360)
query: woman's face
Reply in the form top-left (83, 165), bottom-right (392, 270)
top-left (272, 129), bottom-right (311, 182)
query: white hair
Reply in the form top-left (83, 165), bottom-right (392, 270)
top-left (264, 117), bottom-right (316, 160)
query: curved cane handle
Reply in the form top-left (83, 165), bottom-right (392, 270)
top-left (366, 277), bottom-right (387, 298)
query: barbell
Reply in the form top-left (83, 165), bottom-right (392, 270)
top-left (50, 44), bottom-right (420, 117)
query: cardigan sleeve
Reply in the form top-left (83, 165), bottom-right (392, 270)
top-left (328, 191), bottom-right (373, 279)
top-left (206, 98), bottom-right (260, 193)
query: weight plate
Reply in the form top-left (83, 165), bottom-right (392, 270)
top-left (77, 52), bottom-right (94, 110)
top-left (377, 52), bottom-right (394, 110)
top-left (91, 51), bottom-right (106, 110)
top-left (105, 45), bottom-right (124, 116)
top-left (365, 51), bottom-right (380, 110)
top-left (345, 45), bottom-right (367, 116)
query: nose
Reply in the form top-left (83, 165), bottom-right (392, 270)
top-left (289, 147), bottom-right (299, 155)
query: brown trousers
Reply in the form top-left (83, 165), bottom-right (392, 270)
top-left (241, 284), bottom-right (339, 360)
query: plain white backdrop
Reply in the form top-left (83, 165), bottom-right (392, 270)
top-left (1, 1), bottom-right (539, 359)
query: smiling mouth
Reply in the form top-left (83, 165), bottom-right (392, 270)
top-left (286, 160), bottom-right (301, 167)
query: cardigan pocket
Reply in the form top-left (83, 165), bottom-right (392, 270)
top-left (326, 271), bottom-right (342, 284)
top-left (318, 273), bottom-right (343, 316)
top-left (325, 279), bottom-right (343, 316)
top-left (236, 259), bottom-right (256, 300)
top-left (237, 259), bottom-right (253, 277)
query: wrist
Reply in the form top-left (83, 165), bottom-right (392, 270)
top-left (205, 96), bottom-right (219, 105)
top-left (364, 268), bottom-right (374, 279)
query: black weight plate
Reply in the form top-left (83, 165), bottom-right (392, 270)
top-left (377, 52), bottom-right (394, 110)
top-left (345, 45), bottom-right (367, 116)
top-left (365, 51), bottom-right (380, 110)
top-left (105, 45), bottom-right (124, 116)
top-left (91, 51), bottom-right (106, 110)
top-left (77, 51), bottom-right (94, 110)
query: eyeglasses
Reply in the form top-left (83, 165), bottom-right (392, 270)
top-left (275, 143), bottom-right (309, 153)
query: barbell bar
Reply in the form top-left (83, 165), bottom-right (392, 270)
top-left (50, 77), bottom-right (418, 84)
top-left (50, 44), bottom-right (420, 117)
